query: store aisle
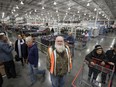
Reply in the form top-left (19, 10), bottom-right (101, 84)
top-left (2, 33), bottom-right (116, 87)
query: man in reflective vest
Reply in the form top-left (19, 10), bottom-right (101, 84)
top-left (47, 36), bottom-right (72, 87)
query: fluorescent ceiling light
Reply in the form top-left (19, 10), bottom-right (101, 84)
top-left (56, 10), bottom-right (58, 13)
top-left (20, 1), bottom-right (24, 5)
top-left (42, 6), bottom-right (45, 9)
top-left (35, 9), bottom-right (37, 12)
top-left (102, 14), bottom-right (104, 16)
top-left (87, 3), bottom-right (90, 6)
top-left (2, 12), bottom-right (5, 18)
top-left (54, 1), bottom-right (57, 5)
top-left (14, 9), bottom-right (16, 12)
top-left (16, 5), bottom-right (19, 9)
top-left (94, 8), bottom-right (97, 11)
top-left (84, 13), bottom-right (86, 15)
top-left (68, 7), bottom-right (71, 10)
top-left (15, 14), bottom-right (19, 17)
top-left (99, 12), bottom-right (101, 14)
top-left (12, 11), bottom-right (14, 14)
top-left (77, 11), bottom-right (80, 13)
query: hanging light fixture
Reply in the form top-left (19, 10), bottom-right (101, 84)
top-left (99, 12), bottom-right (101, 14)
top-left (84, 13), bottom-right (86, 15)
top-left (94, 8), bottom-right (97, 11)
top-left (102, 14), bottom-right (104, 16)
top-left (35, 9), bottom-right (37, 12)
top-left (42, 6), bottom-right (45, 9)
top-left (29, 11), bottom-right (31, 14)
top-left (16, 5), bottom-right (19, 9)
top-left (54, 1), bottom-right (57, 5)
top-left (68, 7), bottom-right (71, 10)
top-left (87, 3), bottom-right (90, 6)
top-left (77, 11), bottom-right (80, 13)
top-left (2, 12), bottom-right (5, 18)
top-left (13, 9), bottom-right (16, 12)
top-left (56, 10), bottom-right (58, 13)
top-left (20, 0), bottom-right (24, 5)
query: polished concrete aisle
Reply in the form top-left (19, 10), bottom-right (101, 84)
top-left (2, 32), bottom-right (116, 87)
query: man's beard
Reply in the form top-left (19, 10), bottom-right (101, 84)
top-left (55, 44), bottom-right (65, 53)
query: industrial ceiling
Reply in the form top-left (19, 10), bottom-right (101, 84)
top-left (0, 0), bottom-right (115, 22)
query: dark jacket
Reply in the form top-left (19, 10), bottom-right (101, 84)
top-left (85, 49), bottom-right (106, 63)
top-left (105, 50), bottom-right (116, 64)
top-left (15, 39), bottom-right (27, 58)
top-left (0, 40), bottom-right (14, 62)
top-left (66, 36), bottom-right (75, 45)
top-left (28, 43), bottom-right (38, 67)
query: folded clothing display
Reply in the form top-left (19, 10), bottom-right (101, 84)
top-left (41, 35), bottom-right (57, 46)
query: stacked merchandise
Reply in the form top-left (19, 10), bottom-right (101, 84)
top-left (20, 28), bottom-right (50, 37)
top-left (41, 35), bottom-right (57, 46)
top-left (40, 35), bottom-right (57, 52)
top-left (60, 27), bottom-right (69, 35)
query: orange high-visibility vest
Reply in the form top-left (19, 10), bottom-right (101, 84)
top-left (48, 45), bottom-right (72, 75)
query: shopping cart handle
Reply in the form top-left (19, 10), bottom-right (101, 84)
top-left (84, 60), bottom-right (89, 65)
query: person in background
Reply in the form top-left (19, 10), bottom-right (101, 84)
top-left (85, 45), bottom-right (106, 83)
top-left (47, 36), bottom-right (72, 87)
top-left (0, 73), bottom-right (3, 87)
top-left (0, 33), bottom-right (16, 79)
top-left (51, 28), bottom-right (54, 34)
top-left (15, 35), bottom-right (25, 66)
top-left (82, 30), bottom-right (89, 47)
top-left (21, 34), bottom-right (28, 64)
top-left (102, 43), bottom-right (116, 87)
top-left (25, 36), bottom-right (45, 86)
top-left (66, 32), bottom-right (75, 58)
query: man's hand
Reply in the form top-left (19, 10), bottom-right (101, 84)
top-left (101, 61), bottom-right (105, 66)
top-left (90, 62), bottom-right (95, 66)
top-left (108, 62), bottom-right (114, 65)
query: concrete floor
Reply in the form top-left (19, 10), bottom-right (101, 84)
top-left (2, 31), bottom-right (116, 87)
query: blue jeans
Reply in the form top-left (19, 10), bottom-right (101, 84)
top-left (50, 74), bottom-right (66, 87)
top-left (28, 63), bottom-right (45, 83)
top-left (69, 46), bottom-right (74, 58)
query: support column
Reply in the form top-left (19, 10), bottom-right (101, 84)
top-left (94, 8), bottom-right (99, 27)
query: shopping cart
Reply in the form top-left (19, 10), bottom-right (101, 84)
top-left (72, 58), bottom-right (115, 87)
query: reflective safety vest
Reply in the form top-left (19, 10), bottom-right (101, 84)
top-left (48, 45), bottom-right (72, 75)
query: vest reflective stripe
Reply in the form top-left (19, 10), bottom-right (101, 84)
top-left (66, 45), bottom-right (72, 70)
top-left (53, 50), bottom-right (57, 75)
top-left (48, 47), bottom-right (54, 74)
